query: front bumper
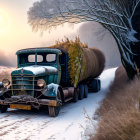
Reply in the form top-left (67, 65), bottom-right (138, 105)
top-left (0, 95), bottom-right (58, 107)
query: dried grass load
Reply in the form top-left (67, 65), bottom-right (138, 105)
top-left (50, 38), bottom-right (105, 87)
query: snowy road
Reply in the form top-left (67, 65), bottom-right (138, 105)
top-left (0, 68), bottom-right (116, 140)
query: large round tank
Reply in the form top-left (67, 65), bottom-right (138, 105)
top-left (68, 46), bottom-right (105, 87)
top-left (50, 38), bottom-right (105, 87)
top-left (79, 48), bottom-right (105, 82)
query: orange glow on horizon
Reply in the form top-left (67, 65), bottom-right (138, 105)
top-left (0, 9), bottom-right (10, 35)
top-left (0, 6), bottom-right (80, 56)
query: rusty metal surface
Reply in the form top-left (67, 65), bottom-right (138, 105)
top-left (68, 87), bottom-right (74, 97)
top-left (10, 104), bottom-right (31, 110)
top-left (62, 87), bottom-right (74, 100)
top-left (62, 89), bottom-right (69, 99)
top-left (0, 95), bottom-right (58, 107)
top-left (49, 100), bottom-right (58, 107)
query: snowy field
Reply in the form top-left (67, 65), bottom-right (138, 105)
top-left (0, 68), bottom-right (116, 140)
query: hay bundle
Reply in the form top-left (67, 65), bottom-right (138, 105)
top-left (50, 38), bottom-right (105, 87)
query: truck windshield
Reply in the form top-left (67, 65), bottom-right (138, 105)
top-left (18, 53), bottom-right (57, 67)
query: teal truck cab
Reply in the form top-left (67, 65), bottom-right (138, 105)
top-left (0, 48), bottom-right (101, 117)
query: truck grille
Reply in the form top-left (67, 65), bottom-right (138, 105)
top-left (11, 74), bottom-right (35, 96)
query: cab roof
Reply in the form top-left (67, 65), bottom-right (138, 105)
top-left (16, 47), bottom-right (61, 55)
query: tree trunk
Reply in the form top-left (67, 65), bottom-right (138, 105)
top-left (131, 2), bottom-right (140, 74)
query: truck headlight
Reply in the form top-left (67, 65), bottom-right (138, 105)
top-left (37, 79), bottom-right (46, 87)
top-left (2, 79), bottom-right (10, 88)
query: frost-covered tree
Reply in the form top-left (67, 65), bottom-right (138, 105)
top-left (28, 0), bottom-right (140, 79)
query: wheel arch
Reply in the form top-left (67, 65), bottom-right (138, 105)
top-left (58, 86), bottom-right (65, 103)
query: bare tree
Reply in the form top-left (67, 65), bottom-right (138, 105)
top-left (28, 0), bottom-right (140, 79)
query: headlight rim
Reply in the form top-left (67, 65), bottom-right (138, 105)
top-left (37, 79), bottom-right (46, 88)
top-left (2, 79), bottom-right (10, 88)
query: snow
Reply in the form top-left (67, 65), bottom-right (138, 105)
top-left (0, 68), bottom-right (117, 140)
top-left (17, 65), bottom-right (58, 75)
top-left (47, 83), bottom-right (59, 94)
top-left (127, 29), bottom-right (138, 43)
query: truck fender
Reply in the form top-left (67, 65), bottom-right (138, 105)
top-left (58, 86), bottom-right (64, 103)
top-left (43, 83), bottom-right (64, 102)
top-left (47, 83), bottom-right (59, 94)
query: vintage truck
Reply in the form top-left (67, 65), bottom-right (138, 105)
top-left (0, 46), bottom-right (105, 117)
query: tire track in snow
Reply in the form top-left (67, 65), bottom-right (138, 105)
top-left (0, 112), bottom-right (54, 140)
top-left (47, 122), bottom-right (75, 140)
top-left (0, 117), bottom-right (30, 138)
top-left (0, 114), bottom-right (10, 120)
top-left (65, 122), bottom-right (74, 132)
top-left (23, 119), bottom-right (53, 139)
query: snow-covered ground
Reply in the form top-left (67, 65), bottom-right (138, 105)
top-left (0, 68), bottom-right (116, 140)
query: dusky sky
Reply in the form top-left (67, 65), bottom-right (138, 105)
top-left (0, 0), bottom-right (120, 67)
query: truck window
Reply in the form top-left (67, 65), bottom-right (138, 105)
top-left (37, 55), bottom-right (43, 62)
top-left (28, 55), bottom-right (35, 62)
top-left (46, 54), bottom-right (56, 62)
top-left (18, 53), bottom-right (57, 67)
top-left (28, 55), bottom-right (43, 63)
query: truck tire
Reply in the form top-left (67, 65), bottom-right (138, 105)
top-left (79, 84), bottom-right (84, 100)
top-left (73, 88), bottom-right (78, 102)
top-left (91, 79), bottom-right (101, 92)
top-left (48, 90), bottom-right (62, 117)
top-left (0, 105), bottom-right (8, 113)
top-left (97, 80), bottom-right (101, 91)
top-left (95, 79), bottom-right (101, 92)
top-left (48, 106), bottom-right (60, 117)
top-left (84, 85), bottom-right (88, 98)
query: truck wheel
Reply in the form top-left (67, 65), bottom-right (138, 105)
top-left (73, 88), bottom-right (78, 102)
top-left (79, 84), bottom-right (84, 100)
top-left (95, 79), bottom-right (101, 92)
top-left (97, 80), bottom-right (101, 91)
top-left (84, 85), bottom-right (88, 98)
top-left (91, 79), bottom-right (101, 92)
top-left (0, 105), bottom-right (8, 113)
top-left (48, 90), bottom-right (62, 117)
top-left (48, 106), bottom-right (60, 117)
